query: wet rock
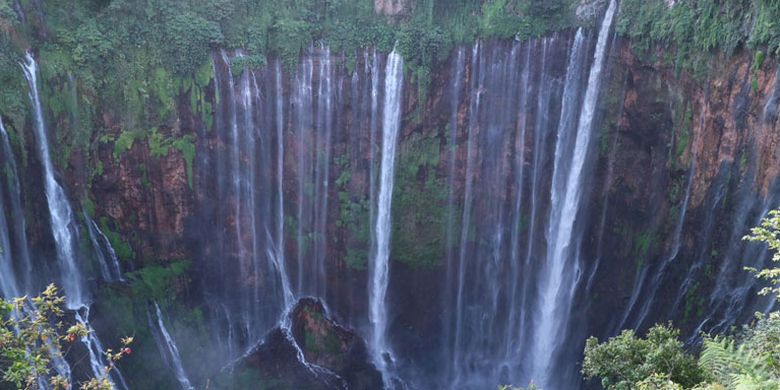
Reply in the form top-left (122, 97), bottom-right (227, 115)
top-left (291, 298), bottom-right (383, 389)
top-left (224, 298), bottom-right (382, 390)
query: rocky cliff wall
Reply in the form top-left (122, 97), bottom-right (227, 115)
top-left (3, 31), bottom-right (780, 387)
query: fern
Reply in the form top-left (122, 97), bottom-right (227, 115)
top-left (699, 337), bottom-right (779, 390)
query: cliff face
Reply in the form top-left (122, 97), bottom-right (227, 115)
top-left (5, 31), bottom-right (780, 388)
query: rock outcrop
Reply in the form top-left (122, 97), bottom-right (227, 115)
top-left (225, 298), bottom-right (382, 390)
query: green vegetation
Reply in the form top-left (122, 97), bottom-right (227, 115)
top-left (337, 190), bottom-right (371, 270)
top-left (125, 260), bottom-right (191, 302)
top-left (583, 325), bottom-right (707, 390)
top-left (149, 129), bottom-right (196, 187)
top-left (335, 154), bottom-right (371, 270)
top-left (392, 133), bottom-right (447, 268)
top-left (0, 284), bottom-right (133, 390)
top-left (1, 0), bottom-right (779, 181)
top-left (617, 0), bottom-right (780, 79)
top-left (112, 129), bottom-right (145, 160)
top-left (744, 209), bottom-right (780, 300)
top-left (99, 217), bottom-right (134, 262)
top-left (584, 314), bottom-right (780, 389)
top-left (584, 207), bottom-right (780, 389)
top-left (0, 0), bottom-right (583, 167)
top-left (675, 106), bottom-right (693, 164)
top-left (302, 306), bottom-right (343, 356)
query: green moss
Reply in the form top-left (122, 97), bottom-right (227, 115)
top-left (305, 329), bottom-right (318, 352)
top-left (147, 129), bottom-right (195, 188)
top-left (152, 67), bottom-right (176, 121)
top-left (339, 193), bottom-right (370, 270)
top-left (392, 133), bottom-right (447, 269)
top-left (113, 129), bottom-right (145, 160)
top-left (92, 159), bottom-right (104, 179)
top-left (99, 217), bottom-right (135, 262)
top-left (172, 136), bottom-right (196, 188)
top-left (126, 260), bottom-right (190, 301)
top-left (140, 163), bottom-right (151, 189)
top-left (617, 0), bottom-right (780, 80)
top-left (334, 155), bottom-right (371, 270)
top-left (683, 281), bottom-right (701, 322)
top-left (675, 107), bottom-right (693, 162)
top-left (634, 232), bottom-right (653, 260)
top-left (83, 197), bottom-right (96, 218)
top-left (148, 129), bottom-right (167, 158)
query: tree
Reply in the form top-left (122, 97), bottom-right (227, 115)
top-left (584, 207), bottom-right (780, 389)
top-left (582, 324), bottom-right (707, 390)
top-left (743, 209), bottom-right (780, 300)
top-left (0, 284), bottom-right (132, 390)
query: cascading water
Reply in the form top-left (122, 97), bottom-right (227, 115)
top-left (441, 36), bottom-right (564, 389)
top-left (8, 4), bottom-right (780, 390)
top-left (75, 309), bottom-right (129, 389)
top-left (620, 165), bottom-right (695, 331)
top-left (291, 46), bottom-right (336, 299)
top-left (204, 50), bottom-right (289, 357)
top-left (527, 26), bottom-right (588, 383)
top-left (0, 117), bottom-right (32, 295)
top-left (0, 118), bottom-right (21, 299)
top-left (84, 213), bottom-right (125, 283)
top-left (369, 47), bottom-right (403, 387)
top-left (205, 49), bottom-right (355, 390)
top-left (436, 4), bottom-right (617, 388)
top-left (150, 303), bottom-right (194, 390)
top-left (0, 116), bottom-right (73, 388)
top-left (21, 51), bottom-right (126, 389)
top-left (529, 3), bottom-right (616, 386)
top-left (273, 60), bottom-right (294, 309)
top-left (21, 52), bottom-right (86, 309)
top-left (441, 45), bottom-right (465, 379)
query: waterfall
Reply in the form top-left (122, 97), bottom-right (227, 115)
top-left (274, 60), bottom-right (294, 309)
top-left (441, 46), bottom-right (465, 377)
top-left (150, 303), bottom-right (194, 390)
top-left (84, 213), bottom-right (125, 283)
top-left (528, 28), bottom-right (587, 380)
top-left (369, 47), bottom-right (403, 386)
top-left (529, 0), bottom-right (616, 385)
top-left (0, 118), bottom-right (21, 298)
top-left (290, 47), bottom-right (336, 298)
top-left (21, 52), bottom-right (128, 389)
top-left (504, 41), bottom-right (532, 363)
top-left (0, 116), bottom-right (73, 388)
top-left (75, 309), bottom-right (129, 390)
top-left (21, 52), bottom-right (86, 309)
top-left (0, 117), bottom-right (32, 294)
top-left (623, 165), bottom-right (695, 330)
top-left (205, 50), bottom-right (290, 357)
top-left (369, 50), bottom-right (381, 276)
top-left (0, 169), bottom-right (20, 298)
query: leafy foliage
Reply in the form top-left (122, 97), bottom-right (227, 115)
top-left (744, 209), bottom-right (780, 299)
top-left (699, 332), bottom-right (779, 389)
top-left (616, 0), bottom-right (780, 79)
top-left (125, 260), bottom-right (191, 302)
top-left (585, 207), bottom-right (780, 390)
top-left (582, 324), bottom-right (708, 390)
top-left (392, 134), bottom-right (447, 268)
top-left (0, 285), bottom-right (132, 390)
